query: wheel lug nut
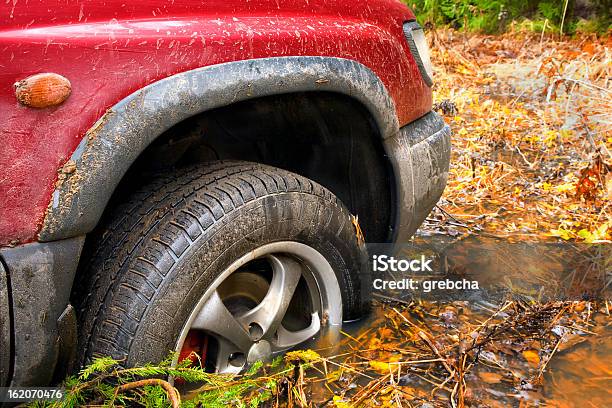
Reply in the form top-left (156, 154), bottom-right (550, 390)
top-left (249, 322), bottom-right (264, 340)
top-left (228, 352), bottom-right (246, 367)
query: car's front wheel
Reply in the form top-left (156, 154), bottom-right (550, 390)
top-left (74, 161), bottom-right (369, 372)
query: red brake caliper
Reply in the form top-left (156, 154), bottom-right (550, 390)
top-left (178, 330), bottom-right (208, 367)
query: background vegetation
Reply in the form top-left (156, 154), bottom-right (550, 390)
top-left (405, 0), bottom-right (611, 34)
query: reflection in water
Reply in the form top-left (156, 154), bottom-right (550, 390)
top-left (315, 300), bottom-right (611, 407)
top-left (309, 236), bottom-right (612, 406)
top-left (544, 319), bottom-right (611, 406)
top-left (368, 235), bottom-right (610, 302)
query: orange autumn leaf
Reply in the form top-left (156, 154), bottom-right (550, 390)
top-left (379, 327), bottom-right (394, 338)
top-left (522, 350), bottom-right (540, 367)
top-left (479, 372), bottom-right (503, 384)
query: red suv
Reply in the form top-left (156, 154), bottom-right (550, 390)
top-left (0, 0), bottom-right (450, 386)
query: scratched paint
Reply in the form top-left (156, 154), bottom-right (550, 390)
top-left (0, 0), bottom-right (431, 246)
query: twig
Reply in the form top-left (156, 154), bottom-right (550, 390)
top-left (540, 19), bottom-right (548, 46)
top-left (579, 111), bottom-right (598, 152)
top-left (113, 379), bottom-right (180, 408)
top-left (373, 292), bottom-right (414, 306)
top-left (554, 76), bottom-right (611, 94)
top-left (535, 335), bottom-right (564, 382)
top-left (560, 0), bottom-right (569, 38)
top-left (417, 331), bottom-right (455, 377)
top-left (435, 204), bottom-right (476, 231)
top-left (515, 145), bottom-right (538, 169)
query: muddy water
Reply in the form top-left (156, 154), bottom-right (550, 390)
top-left (330, 303), bottom-right (611, 406)
top-left (370, 235), bottom-right (610, 302)
top-left (313, 310), bottom-right (611, 406)
top-left (312, 235), bottom-right (611, 406)
top-left (543, 321), bottom-right (611, 406)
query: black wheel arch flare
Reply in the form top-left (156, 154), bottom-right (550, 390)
top-left (39, 56), bottom-right (402, 243)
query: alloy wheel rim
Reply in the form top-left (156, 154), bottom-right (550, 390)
top-left (174, 242), bottom-right (343, 374)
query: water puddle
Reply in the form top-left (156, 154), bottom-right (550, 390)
top-left (304, 235), bottom-right (611, 406)
top-left (318, 301), bottom-right (611, 406)
top-left (543, 321), bottom-right (611, 406)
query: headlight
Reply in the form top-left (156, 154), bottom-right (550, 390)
top-left (403, 21), bottom-right (434, 87)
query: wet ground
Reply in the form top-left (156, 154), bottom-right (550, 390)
top-left (178, 222), bottom-right (610, 406)
top-left (430, 31), bottom-right (610, 242)
top-left (544, 323), bottom-right (611, 407)
top-left (324, 299), bottom-right (611, 407)
top-left (296, 233), bottom-right (611, 407)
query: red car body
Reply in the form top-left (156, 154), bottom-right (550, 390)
top-left (0, 0), bottom-right (429, 247)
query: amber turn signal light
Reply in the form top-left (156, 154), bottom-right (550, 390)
top-left (14, 73), bottom-right (71, 108)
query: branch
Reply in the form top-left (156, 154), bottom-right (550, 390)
top-left (113, 379), bottom-right (181, 408)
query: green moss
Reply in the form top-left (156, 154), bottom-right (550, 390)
top-left (574, 17), bottom-right (611, 34)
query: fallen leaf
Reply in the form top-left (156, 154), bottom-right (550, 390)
top-left (549, 228), bottom-right (573, 240)
top-left (522, 350), bottom-right (540, 367)
top-left (479, 372), bottom-right (503, 384)
top-left (351, 215), bottom-right (365, 246)
top-left (577, 229), bottom-right (594, 243)
top-left (326, 369), bottom-right (343, 383)
top-left (285, 349), bottom-right (321, 363)
top-left (369, 360), bottom-right (391, 374)
top-left (333, 395), bottom-right (351, 408)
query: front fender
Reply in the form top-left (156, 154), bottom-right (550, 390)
top-left (40, 56), bottom-right (400, 241)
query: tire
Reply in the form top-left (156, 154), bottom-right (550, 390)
top-left (73, 161), bottom-right (369, 369)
